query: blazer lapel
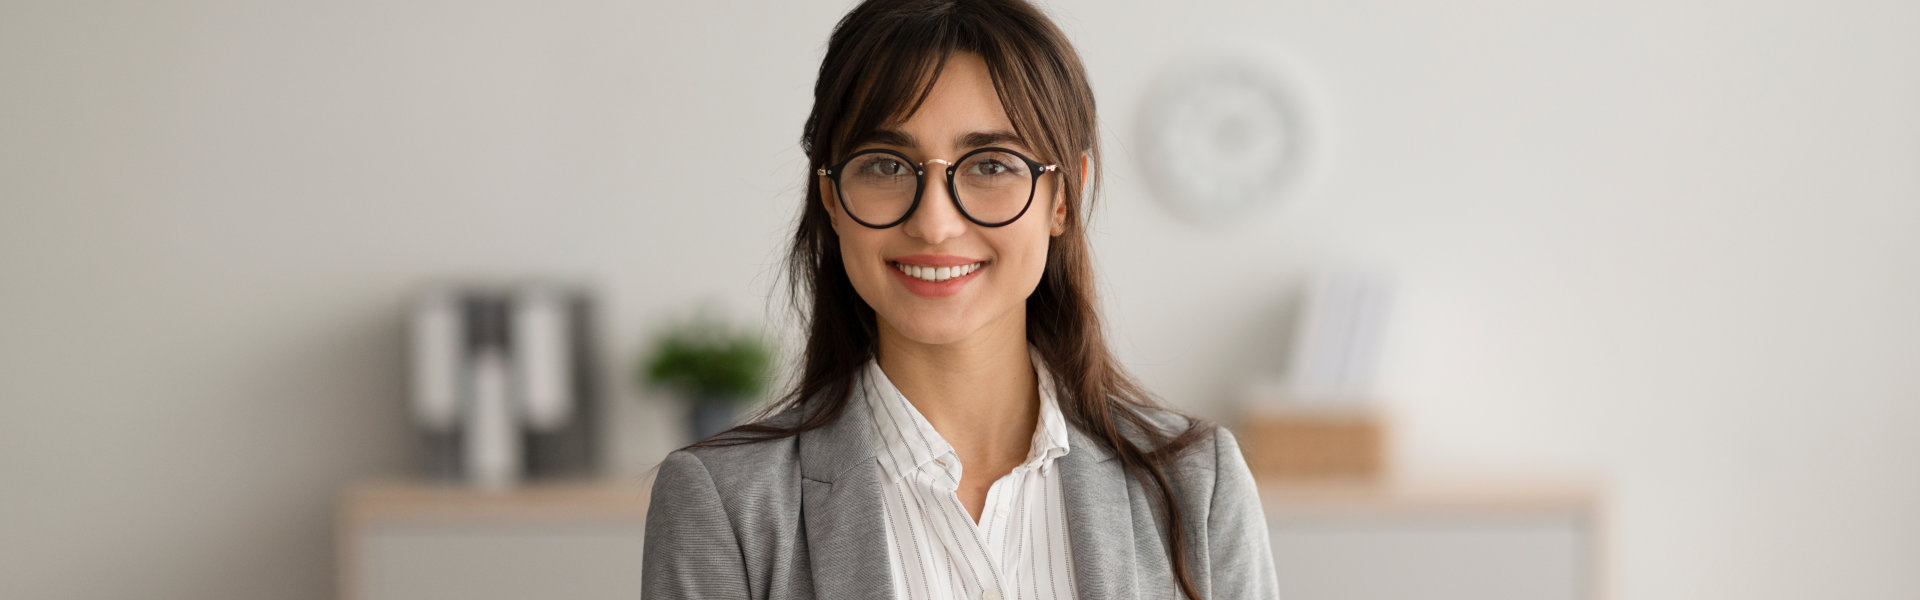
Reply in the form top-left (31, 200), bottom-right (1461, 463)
top-left (798, 389), bottom-right (895, 600)
top-left (1060, 426), bottom-right (1138, 600)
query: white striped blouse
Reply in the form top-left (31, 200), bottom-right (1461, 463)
top-left (859, 344), bottom-right (1078, 600)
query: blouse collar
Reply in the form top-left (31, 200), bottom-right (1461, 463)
top-left (861, 343), bottom-right (1072, 487)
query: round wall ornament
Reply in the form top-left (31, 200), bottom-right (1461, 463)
top-left (1136, 51), bottom-right (1315, 229)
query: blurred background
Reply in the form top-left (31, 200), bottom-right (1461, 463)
top-left (3, 0), bottom-right (1916, 599)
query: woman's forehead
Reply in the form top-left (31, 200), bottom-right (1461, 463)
top-left (855, 54), bottom-right (1031, 152)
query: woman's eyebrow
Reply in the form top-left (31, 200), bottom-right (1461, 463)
top-left (856, 129), bottom-right (917, 149)
top-left (853, 129), bottom-right (1029, 152)
top-left (957, 130), bottom-right (1026, 150)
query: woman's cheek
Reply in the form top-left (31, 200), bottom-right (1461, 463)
top-left (1004, 243), bottom-right (1049, 297)
top-left (840, 238), bottom-right (880, 298)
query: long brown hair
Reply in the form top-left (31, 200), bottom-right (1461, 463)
top-left (693, 0), bottom-right (1211, 597)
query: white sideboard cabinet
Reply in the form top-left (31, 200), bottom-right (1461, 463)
top-left (1263, 480), bottom-right (1605, 600)
top-left (337, 478), bottom-right (1602, 600)
top-left (338, 480), bottom-right (649, 600)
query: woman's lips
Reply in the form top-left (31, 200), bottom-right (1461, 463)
top-left (887, 254), bottom-right (986, 267)
top-left (888, 260), bottom-right (987, 298)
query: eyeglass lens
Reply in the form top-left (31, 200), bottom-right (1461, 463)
top-left (837, 150), bottom-right (1035, 225)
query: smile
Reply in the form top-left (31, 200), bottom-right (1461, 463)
top-left (890, 261), bottom-right (987, 283)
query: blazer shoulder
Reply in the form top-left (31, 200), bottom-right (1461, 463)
top-left (678, 435), bottom-right (798, 472)
top-left (1120, 404), bottom-right (1246, 478)
top-left (1119, 403), bottom-right (1214, 448)
top-left (660, 406), bottom-right (814, 512)
top-left (646, 409), bottom-right (814, 599)
top-left (1134, 403), bottom-right (1202, 433)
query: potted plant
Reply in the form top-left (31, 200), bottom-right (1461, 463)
top-left (638, 312), bottom-right (773, 443)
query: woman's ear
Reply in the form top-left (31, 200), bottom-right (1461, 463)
top-left (820, 179), bottom-right (841, 233)
top-left (1050, 153), bottom-right (1090, 237)
top-left (1050, 187), bottom-right (1068, 237)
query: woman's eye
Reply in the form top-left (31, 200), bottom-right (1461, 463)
top-left (966, 158), bottom-right (1014, 176)
top-left (861, 159), bottom-right (907, 177)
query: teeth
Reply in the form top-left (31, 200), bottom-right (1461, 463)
top-left (894, 261), bottom-right (985, 283)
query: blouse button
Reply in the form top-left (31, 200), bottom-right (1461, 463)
top-left (981, 590), bottom-right (1001, 600)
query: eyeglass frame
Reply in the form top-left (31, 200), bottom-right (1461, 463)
top-left (816, 146), bottom-right (1060, 229)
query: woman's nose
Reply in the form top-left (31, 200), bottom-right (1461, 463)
top-left (903, 163), bottom-right (967, 243)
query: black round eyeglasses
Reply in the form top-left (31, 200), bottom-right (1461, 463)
top-left (817, 147), bottom-right (1059, 229)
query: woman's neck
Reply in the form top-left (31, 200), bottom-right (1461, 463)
top-left (874, 316), bottom-right (1040, 471)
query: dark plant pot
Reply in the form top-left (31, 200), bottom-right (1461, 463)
top-left (688, 402), bottom-right (743, 443)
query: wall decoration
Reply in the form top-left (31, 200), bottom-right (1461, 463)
top-left (1137, 49), bottom-right (1317, 228)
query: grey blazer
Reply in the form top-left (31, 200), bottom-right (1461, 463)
top-left (641, 394), bottom-right (1279, 599)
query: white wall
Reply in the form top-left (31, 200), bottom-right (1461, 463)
top-left (2, 1), bottom-right (1914, 599)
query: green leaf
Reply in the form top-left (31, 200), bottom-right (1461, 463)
top-left (638, 311), bottom-right (773, 405)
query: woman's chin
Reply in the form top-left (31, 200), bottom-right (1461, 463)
top-left (886, 322), bottom-right (972, 347)
top-left (877, 311), bottom-right (983, 347)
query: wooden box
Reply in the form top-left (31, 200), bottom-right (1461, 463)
top-left (1237, 406), bottom-right (1388, 481)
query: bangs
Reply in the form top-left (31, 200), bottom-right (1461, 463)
top-left (821, 20), bottom-right (955, 159)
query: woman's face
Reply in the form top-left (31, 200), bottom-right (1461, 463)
top-left (823, 52), bottom-right (1068, 349)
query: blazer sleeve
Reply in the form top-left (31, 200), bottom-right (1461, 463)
top-left (1208, 427), bottom-right (1281, 599)
top-left (641, 450), bottom-right (751, 600)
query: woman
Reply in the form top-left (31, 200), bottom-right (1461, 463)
top-left (641, 1), bottom-right (1278, 599)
